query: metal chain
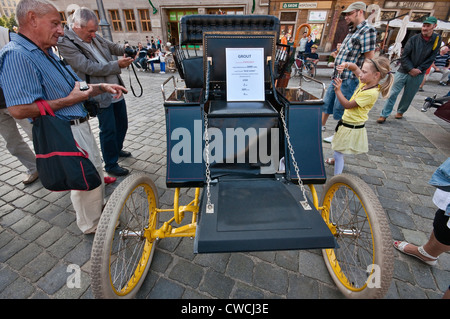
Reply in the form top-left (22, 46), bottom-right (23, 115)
top-left (279, 106), bottom-right (312, 210)
top-left (203, 59), bottom-right (214, 214)
top-left (203, 110), bottom-right (214, 214)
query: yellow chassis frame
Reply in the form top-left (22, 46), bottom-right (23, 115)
top-left (147, 185), bottom-right (327, 241)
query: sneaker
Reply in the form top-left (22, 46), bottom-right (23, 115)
top-left (23, 171), bottom-right (39, 185)
top-left (438, 81), bottom-right (447, 86)
top-left (418, 87), bottom-right (424, 92)
top-left (136, 62), bottom-right (142, 68)
top-left (322, 126), bottom-right (326, 132)
top-left (160, 71), bottom-right (165, 74)
top-left (323, 135), bottom-right (334, 143)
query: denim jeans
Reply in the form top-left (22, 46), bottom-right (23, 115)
top-left (322, 77), bottom-right (359, 120)
top-left (97, 99), bottom-right (128, 171)
top-left (380, 71), bottom-right (425, 118)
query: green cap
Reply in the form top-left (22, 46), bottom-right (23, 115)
top-left (423, 16), bottom-right (437, 25)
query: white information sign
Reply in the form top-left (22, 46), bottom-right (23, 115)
top-left (226, 48), bottom-right (265, 101)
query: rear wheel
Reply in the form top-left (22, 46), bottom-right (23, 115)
top-left (91, 173), bottom-right (159, 299)
top-left (320, 174), bottom-right (393, 299)
top-left (301, 63), bottom-right (313, 82)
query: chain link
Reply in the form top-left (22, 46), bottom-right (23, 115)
top-left (279, 107), bottom-right (312, 210)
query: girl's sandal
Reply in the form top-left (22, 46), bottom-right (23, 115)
top-left (393, 241), bottom-right (438, 266)
top-left (324, 158), bottom-right (335, 166)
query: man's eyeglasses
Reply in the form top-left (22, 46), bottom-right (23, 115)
top-left (344, 10), bottom-right (357, 17)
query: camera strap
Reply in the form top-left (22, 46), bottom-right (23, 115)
top-left (127, 63), bottom-right (143, 98)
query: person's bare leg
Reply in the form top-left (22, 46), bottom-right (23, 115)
top-left (401, 231), bottom-right (450, 261)
top-left (322, 113), bottom-right (330, 126)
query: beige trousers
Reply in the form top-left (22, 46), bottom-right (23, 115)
top-left (70, 121), bottom-right (105, 234)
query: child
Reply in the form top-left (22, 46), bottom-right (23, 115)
top-left (158, 48), bottom-right (166, 74)
top-left (305, 44), bottom-right (319, 77)
top-left (326, 56), bottom-right (394, 175)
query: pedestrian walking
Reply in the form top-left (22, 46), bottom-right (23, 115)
top-left (377, 16), bottom-right (441, 123)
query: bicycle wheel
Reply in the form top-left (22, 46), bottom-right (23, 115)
top-left (91, 173), bottom-right (159, 299)
top-left (301, 63), bottom-right (312, 82)
top-left (320, 174), bottom-right (393, 299)
top-left (390, 59), bottom-right (401, 74)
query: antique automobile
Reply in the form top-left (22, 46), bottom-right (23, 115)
top-left (90, 15), bottom-right (393, 299)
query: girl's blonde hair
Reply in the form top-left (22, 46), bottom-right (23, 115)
top-left (368, 56), bottom-right (394, 98)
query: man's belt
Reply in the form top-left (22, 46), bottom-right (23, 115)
top-left (70, 116), bottom-right (89, 126)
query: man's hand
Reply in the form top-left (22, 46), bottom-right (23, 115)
top-left (332, 77), bottom-right (343, 91)
top-left (118, 57), bottom-right (134, 68)
top-left (97, 83), bottom-right (128, 99)
top-left (408, 68), bottom-right (422, 77)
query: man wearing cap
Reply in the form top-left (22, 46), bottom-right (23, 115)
top-left (377, 16), bottom-right (441, 123)
top-left (322, 2), bottom-right (376, 142)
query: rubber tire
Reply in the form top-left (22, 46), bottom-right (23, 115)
top-left (320, 174), bottom-right (394, 299)
top-left (91, 173), bottom-right (159, 299)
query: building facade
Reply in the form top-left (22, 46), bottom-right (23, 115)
top-left (0, 0), bottom-right (19, 17)
top-left (49, 0), bottom-right (270, 46)
top-left (3, 1), bottom-right (449, 52)
top-left (269, 0), bottom-right (450, 51)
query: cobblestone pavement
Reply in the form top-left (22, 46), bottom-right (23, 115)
top-left (0, 64), bottom-right (449, 299)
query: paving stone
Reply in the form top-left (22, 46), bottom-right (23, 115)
top-left (2, 68), bottom-right (450, 300)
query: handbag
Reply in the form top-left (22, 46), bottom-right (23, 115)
top-left (32, 99), bottom-right (101, 191)
top-left (434, 100), bottom-right (450, 124)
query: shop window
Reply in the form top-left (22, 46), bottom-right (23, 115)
top-left (123, 9), bottom-right (137, 32)
top-left (280, 12), bottom-right (297, 22)
top-left (309, 24), bottom-right (325, 43)
top-left (59, 11), bottom-right (67, 27)
top-left (139, 9), bottom-right (152, 32)
top-left (380, 10), bottom-right (398, 21)
top-left (410, 11), bottom-right (431, 23)
top-left (109, 10), bottom-right (122, 32)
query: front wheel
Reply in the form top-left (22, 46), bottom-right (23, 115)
top-left (320, 174), bottom-right (393, 299)
top-left (90, 173), bottom-right (159, 299)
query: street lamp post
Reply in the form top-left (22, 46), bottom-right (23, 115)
top-left (96, 0), bottom-right (112, 41)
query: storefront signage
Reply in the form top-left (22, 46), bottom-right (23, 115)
top-left (282, 2), bottom-right (318, 9)
top-left (384, 1), bottom-right (435, 10)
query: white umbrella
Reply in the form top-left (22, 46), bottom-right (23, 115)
top-left (389, 15), bottom-right (409, 60)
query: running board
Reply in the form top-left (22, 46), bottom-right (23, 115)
top-left (194, 177), bottom-right (336, 253)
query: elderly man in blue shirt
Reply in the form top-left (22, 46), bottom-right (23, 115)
top-left (0, 0), bottom-right (127, 234)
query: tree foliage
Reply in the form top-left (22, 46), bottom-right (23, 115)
top-left (0, 14), bottom-right (18, 31)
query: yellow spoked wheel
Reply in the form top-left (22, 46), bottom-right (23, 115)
top-left (320, 174), bottom-right (393, 299)
top-left (91, 173), bottom-right (159, 299)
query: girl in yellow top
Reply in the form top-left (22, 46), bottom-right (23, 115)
top-left (330, 56), bottom-right (394, 175)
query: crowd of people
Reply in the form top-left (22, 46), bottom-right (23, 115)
top-left (131, 40), bottom-right (170, 74)
top-left (0, 0), bottom-right (448, 298)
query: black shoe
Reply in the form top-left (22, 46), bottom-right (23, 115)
top-left (119, 150), bottom-right (132, 157)
top-left (106, 166), bottom-right (129, 176)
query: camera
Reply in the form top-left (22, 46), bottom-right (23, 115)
top-left (124, 46), bottom-right (137, 58)
top-left (84, 98), bottom-right (100, 117)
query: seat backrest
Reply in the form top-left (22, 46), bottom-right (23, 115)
top-left (179, 15), bottom-right (280, 45)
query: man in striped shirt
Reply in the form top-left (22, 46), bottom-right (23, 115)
top-left (321, 2), bottom-right (376, 143)
top-left (419, 45), bottom-right (449, 90)
top-left (0, 0), bottom-right (127, 234)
